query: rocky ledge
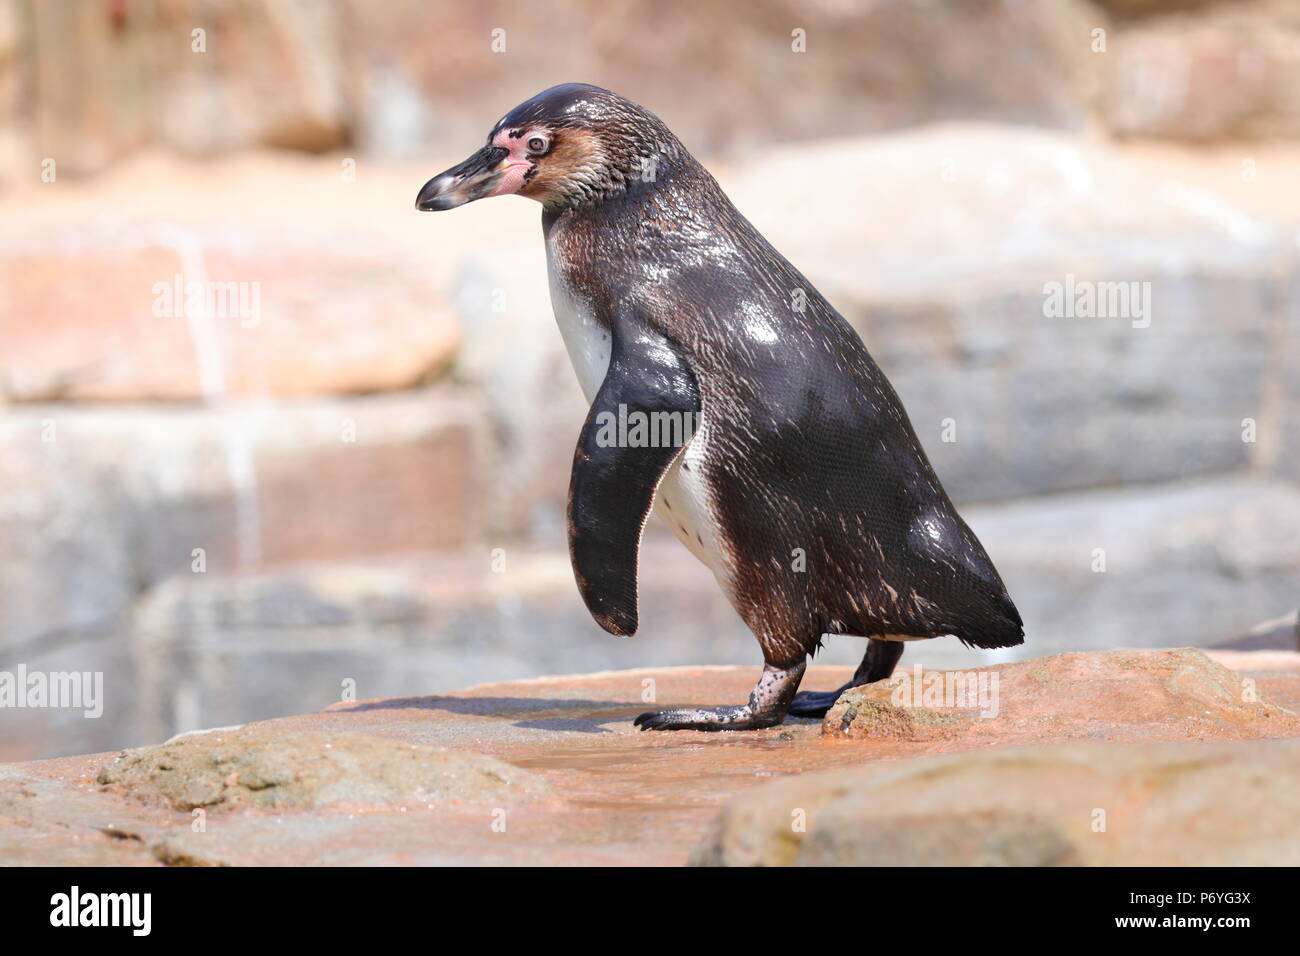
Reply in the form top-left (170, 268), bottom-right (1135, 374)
top-left (2, 648), bottom-right (1298, 866)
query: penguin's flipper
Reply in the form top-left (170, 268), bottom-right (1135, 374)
top-left (567, 309), bottom-right (701, 636)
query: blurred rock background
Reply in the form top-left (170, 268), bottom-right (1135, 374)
top-left (1, 0), bottom-right (1298, 759)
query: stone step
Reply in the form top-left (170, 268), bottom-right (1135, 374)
top-left (0, 224), bottom-right (458, 402)
top-left (0, 387), bottom-right (489, 652)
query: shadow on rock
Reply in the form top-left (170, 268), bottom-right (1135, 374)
top-left (334, 695), bottom-right (638, 732)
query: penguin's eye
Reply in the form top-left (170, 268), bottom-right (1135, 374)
top-left (526, 135), bottom-right (549, 155)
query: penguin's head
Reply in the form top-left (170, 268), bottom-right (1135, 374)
top-left (415, 83), bottom-right (673, 212)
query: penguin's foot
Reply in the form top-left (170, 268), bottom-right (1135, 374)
top-left (786, 688), bottom-right (845, 719)
top-left (787, 640), bottom-right (907, 719)
top-left (634, 659), bottom-right (807, 732)
top-left (634, 705), bottom-right (772, 732)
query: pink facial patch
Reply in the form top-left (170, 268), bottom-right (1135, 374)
top-left (491, 162), bottom-right (532, 196)
top-left (489, 127), bottom-right (542, 196)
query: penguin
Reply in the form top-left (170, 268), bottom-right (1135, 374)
top-left (416, 83), bottom-right (1023, 731)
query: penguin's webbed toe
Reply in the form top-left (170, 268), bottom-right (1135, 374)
top-left (633, 705), bottom-right (772, 732)
top-left (786, 689), bottom-right (843, 719)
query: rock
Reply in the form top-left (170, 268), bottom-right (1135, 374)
top-left (964, 476), bottom-right (1300, 659)
top-left (8, 0), bottom-right (1300, 184)
top-left (1211, 610), bottom-right (1299, 651)
top-left (823, 647), bottom-right (1300, 743)
top-left (1206, 650), bottom-right (1300, 713)
top-left (0, 225), bottom-right (458, 401)
top-left (116, 537), bottom-right (743, 755)
top-left (453, 245), bottom-right (588, 537)
top-left (230, 390), bottom-right (487, 566)
top-left (20, 0), bottom-right (346, 181)
top-left (1276, 269), bottom-right (1300, 482)
top-left (1100, 0), bottom-right (1300, 141)
top-left (2, 652), bottom-right (1298, 865)
top-left (0, 388), bottom-right (489, 649)
top-left (823, 698), bottom-right (921, 740)
top-left (722, 124), bottom-right (1282, 288)
top-left (95, 727), bottom-right (553, 812)
top-left (1093, 1), bottom-right (1220, 15)
top-left (0, 767), bottom-right (161, 866)
top-left (0, 1), bottom-right (24, 186)
top-left (4, 0), bottom-right (1100, 182)
top-left (0, 412), bottom-right (138, 653)
top-left (0, 635), bottom-right (137, 764)
top-left (691, 738), bottom-right (1300, 866)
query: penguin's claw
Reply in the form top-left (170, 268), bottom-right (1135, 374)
top-left (786, 689), bottom-right (843, 719)
top-left (634, 662), bottom-right (806, 731)
top-left (634, 705), bottom-right (773, 732)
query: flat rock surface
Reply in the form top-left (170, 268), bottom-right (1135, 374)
top-left (2, 648), bottom-right (1298, 866)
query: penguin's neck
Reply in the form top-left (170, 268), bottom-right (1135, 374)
top-left (544, 151), bottom-right (718, 225)
top-left (542, 156), bottom-right (746, 319)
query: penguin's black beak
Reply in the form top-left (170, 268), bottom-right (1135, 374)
top-left (415, 146), bottom-right (511, 211)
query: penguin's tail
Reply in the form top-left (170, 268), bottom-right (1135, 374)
top-left (956, 592), bottom-right (1025, 649)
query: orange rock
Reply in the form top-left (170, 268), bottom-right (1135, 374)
top-left (0, 232), bottom-right (458, 401)
top-left (826, 648), bottom-right (1300, 745)
top-left (693, 738), bottom-right (1300, 866)
top-left (3, 650), bottom-right (1299, 865)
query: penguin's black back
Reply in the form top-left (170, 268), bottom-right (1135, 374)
top-left (546, 123), bottom-right (1023, 665)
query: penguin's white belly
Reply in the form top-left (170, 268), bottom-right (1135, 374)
top-left (653, 422), bottom-right (727, 574)
top-left (547, 260), bottom-right (729, 581)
